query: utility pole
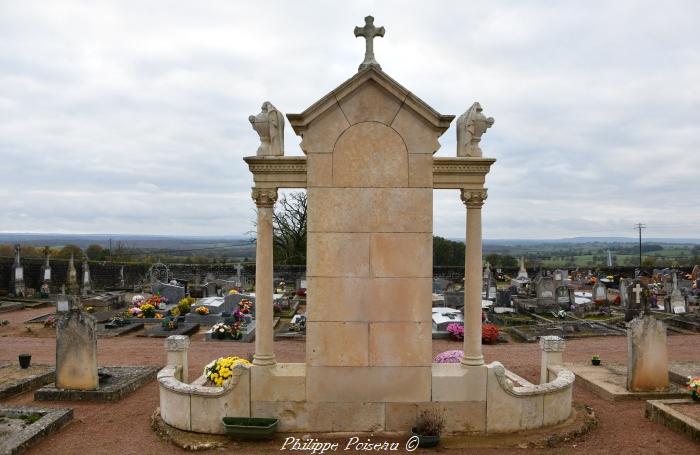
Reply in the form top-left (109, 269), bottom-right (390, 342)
top-left (634, 223), bottom-right (646, 270)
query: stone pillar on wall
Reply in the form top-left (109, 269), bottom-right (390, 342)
top-left (539, 335), bottom-right (565, 384)
top-left (252, 187), bottom-right (278, 366)
top-left (165, 335), bottom-right (191, 383)
top-left (461, 188), bottom-right (487, 367)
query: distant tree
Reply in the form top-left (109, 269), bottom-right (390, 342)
top-left (85, 244), bottom-right (106, 260)
top-left (57, 244), bottom-right (84, 259)
top-left (483, 253), bottom-right (517, 269)
top-left (272, 192), bottom-right (307, 265)
top-left (433, 236), bottom-right (465, 266)
top-left (0, 244), bottom-right (14, 257)
top-left (642, 256), bottom-right (656, 267)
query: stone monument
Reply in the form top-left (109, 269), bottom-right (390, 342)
top-left (81, 256), bottom-right (92, 297)
top-left (156, 15), bottom-right (580, 435)
top-left (40, 246), bottom-right (52, 285)
top-left (55, 294), bottom-right (99, 390)
top-left (9, 244), bottom-right (25, 297)
top-left (66, 253), bottom-right (79, 295)
top-left (668, 273), bottom-right (686, 314)
top-left (517, 256), bottom-right (528, 279)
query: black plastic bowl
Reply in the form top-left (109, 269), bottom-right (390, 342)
top-left (222, 417), bottom-right (278, 440)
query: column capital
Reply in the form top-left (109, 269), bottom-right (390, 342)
top-left (460, 188), bottom-right (487, 209)
top-left (251, 187), bottom-right (278, 208)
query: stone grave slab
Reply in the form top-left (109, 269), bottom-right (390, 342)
top-left (668, 362), bottom-right (700, 386)
top-left (0, 364), bottom-right (55, 400)
top-left (35, 365), bottom-right (158, 402)
top-left (24, 313), bottom-right (55, 324)
top-left (508, 320), bottom-right (624, 342)
top-left (96, 322), bottom-right (145, 337)
top-left (204, 321), bottom-right (256, 343)
top-left (184, 313), bottom-right (225, 326)
top-left (82, 291), bottom-right (127, 310)
top-left (0, 302), bottom-right (23, 313)
top-left (0, 405), bottom-right (73, 455)
top-left (646, 399), bottom-right (700, 442)
top-left (569, 362), bottom-right (686, 401)
top-left (138, 323), bottom-right (199, 338)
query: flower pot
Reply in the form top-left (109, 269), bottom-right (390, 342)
top-left (592, 359), bottom-right (601, 366)
top-left (222, 417), bottom-right (278, 440)
top-left (411, 429), bottom-right (440, 448)
top-left (18, 354), bottom-right (31, 369)
top-left (692, 392), bottom-right (700, 402)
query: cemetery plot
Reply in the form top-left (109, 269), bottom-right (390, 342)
top-left (646, 399), bottom-right (700, 442)
top-left (0, 364), bottom-right (54, 400)
top-left (571, 363), bottom-right (686, 401)
top-left (0, 302), bottom-right (23, 313)
top-left (35, 366), bottom-right (158, 402)
top-left (0, 406), bottom-right (73, 455)
top-left (95, 321), bottom-right (144, 337)
top-left (204, 321), bottom-right (255, 343)
top-left (138, 323), bottom-right (199, 338)
top-left (508, 320), bottom-right (625, 343)
top-left (664, 313), bottom-right (700, 332)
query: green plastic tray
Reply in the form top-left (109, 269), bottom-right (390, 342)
top-left (222, 417), bottom-right (278, 440)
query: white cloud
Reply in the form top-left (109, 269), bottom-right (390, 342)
top-left (0, 1), bottom-right (698, 238)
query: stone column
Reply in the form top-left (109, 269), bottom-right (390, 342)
top-left (539, 335), bottom-right (565, 384)
top-left (165, 335), bottom-right (190, 383)
top-left (252, 187), bottom-right (278, 366)
top-left (461, 189), bottom-right (487, 366)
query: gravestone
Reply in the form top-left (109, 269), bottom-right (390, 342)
top-left (223, 293), bottom-right (255, 314)
top-left (40, 247), bottom-right (52, 285)
top-left (66, 253), bottom-right (79, 295)
top-left (553, 269), bottom-right (568, 288)
top-left (627, 315), bottom-right (669, 392)
top-left (668, 274), bottom-right (687, 314)
top-left (618, 278), bottom-right (629, 308)
top-left (482, 263), bottom-right (496, 300)
top-left (10, 244), bottom-right (25, 297)
top-left (535, 276), bottom-right (556, 307)
top-left (81, 257), bottom-right (92, 297)
top-left (235, 263), bottom-right (244, 287)
top-left (118, 266), bottom-right (125, 288)
top-left (152, 282), bottom-right (185, 306)
top-left (496, 289), bottom-right (512, 307)
top-left (55, 296), bottom-right (98, 390)
top-left (433, 278), bottom-right (450, 294)
top-left (592, 280), bottom-right (607, 303)
top-left (555, 286), bottom-right (571, 307)
top-left (625, 279), bottom-right (649, 322)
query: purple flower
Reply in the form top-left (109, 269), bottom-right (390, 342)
top-left (433, 350), bottom-right (464, 363)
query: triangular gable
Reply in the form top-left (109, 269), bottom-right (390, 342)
top-left (287, 66), bottom-right (454, 135)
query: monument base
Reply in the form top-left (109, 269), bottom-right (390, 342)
top-left (36, 365), bottom-right (158, 402)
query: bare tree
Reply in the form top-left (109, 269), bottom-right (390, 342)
top-left (272, 192), bottom-right (307, 265)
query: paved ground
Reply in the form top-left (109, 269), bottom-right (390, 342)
top-left (1, 307), bottom-right (698, 454)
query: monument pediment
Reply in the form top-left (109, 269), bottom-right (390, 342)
top-left (287, 67), bottom-right (454, 155)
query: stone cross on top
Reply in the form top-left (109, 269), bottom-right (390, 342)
top-left (354, 15), bottom-right (385, 71)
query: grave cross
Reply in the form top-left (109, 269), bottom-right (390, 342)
top-left (354, 15), bottom-right (385, 71)
top-left (632, 283), bottom-right (643, 304)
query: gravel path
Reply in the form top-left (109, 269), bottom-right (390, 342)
top-left (1, 307), bottom-right (698, 454)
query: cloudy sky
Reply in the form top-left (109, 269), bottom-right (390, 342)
top-left (1, 1), bottom-right (698, 239)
